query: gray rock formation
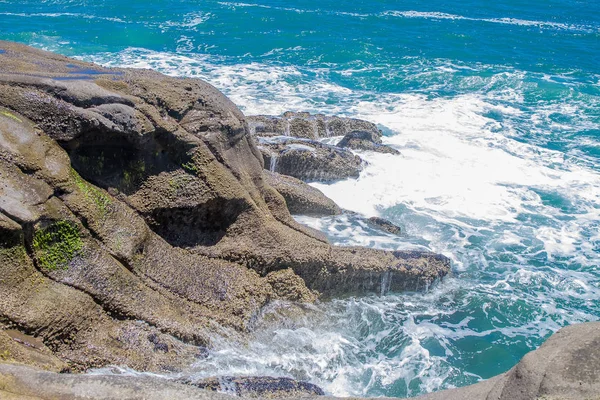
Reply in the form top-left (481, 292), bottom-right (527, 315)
top-left (0, 363), bottom-right (235, 400)
top-left (338, 130), bottom-right (400, 155)
top-left (247, 112), bottom-right (381, 140)
top-left (264, 171), bottom-right (341, 216)
top-left (367, 217), bottom-right (402, 235)
top-left (184, 376), bottom-right (325, 398)
top-left (0, 41), bottom-right (449, 372)
top-left (259, 136), bottom-right (363, 182)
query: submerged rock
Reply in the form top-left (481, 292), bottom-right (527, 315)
top-left (367, 216), bottom-right (402, 235)
top-left (259, 136), bottom-right (363, 182)
top-left (264, 171), bottom-right (341, 216)
top-left (185, 376), bottom-right (325, 398)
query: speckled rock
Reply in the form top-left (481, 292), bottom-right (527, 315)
top-left (264, 171), bottom-right (341, 216)
top-left (337, 130), bottom-right (400, 155)
top-left (247, 112), bottom-right (381, 140)
top-left (266, 268), bottom-right (319, 302)
top-left (0, 363), bottom-right (236, 400)
top-left (367, 217), bottom-right (402, 235)
top-left (184, 376), bottom-right (325, 398)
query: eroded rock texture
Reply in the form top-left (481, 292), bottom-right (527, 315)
top-left (258, 136), bottom-right (363, 182)
top-left (247, 112), bottom-right (381, 140)
top-left (0, 41), bottom-right (449, 372)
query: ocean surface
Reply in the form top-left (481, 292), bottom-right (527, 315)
top-left (1, 0), bottom-right (599, 397)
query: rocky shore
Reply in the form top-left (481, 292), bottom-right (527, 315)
top-left (1, 322), bottom-right (598, 399)
top-left (0, 41), bottom-right (596, 400)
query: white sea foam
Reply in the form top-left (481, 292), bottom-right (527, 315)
top-left (0, 12), bottom-right (126, 23)
top-left (382, 10), bottom-right (598, 33)
top-left (159, 11), bottom-right (212, 32)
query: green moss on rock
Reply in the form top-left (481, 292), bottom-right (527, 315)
top-left (181, 161), bottom-right (199, 175)
top-left (71, 169), bottom-right (111, 217)
top-left (32, 221), bottom-right (83, 271)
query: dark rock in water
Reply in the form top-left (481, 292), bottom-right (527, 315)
top-left (367, 217), bottom-right (402, 235)
top-left (338, 130), bottom-right (400, 155)
top-left (259, 136), bottom-right (363, 182)
top-left (264, 171), bottom-right (341, 216)
top-left (184, 376), bottom-right (325, 398)
top-left (247, 112), bottom-right (381, 140)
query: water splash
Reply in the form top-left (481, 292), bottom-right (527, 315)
top-left (269, 153), bottom-right (279, 172)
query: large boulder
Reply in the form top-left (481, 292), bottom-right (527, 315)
top-left (0, 41), bottom-right (450, 372)
top-left (258, 136), bottom-right (363, 182)
top-left (247, 112), bottom-right (381, 140)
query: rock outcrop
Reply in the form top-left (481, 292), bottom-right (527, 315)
top-left (264, 171), bottom-right (341, 216)
top-left (247, 112), bottom-right (381, 140)
top-left (0, 41), bottom-right (449, 373)
top-left (337, 130), bottom-right (400, 155)
top-left (258, 136), bottom-right (363, 182)
top-left (249, 113), bottom-right (398, 177)
top-left (0, 363), bottom-right (233, 400)
top-left (185, 376), bottom-right (325, 398)
top-left (367, 217), bottom-right (403, 235)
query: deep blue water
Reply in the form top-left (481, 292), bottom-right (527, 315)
top-left (1, 0), bottom-right (599, 397)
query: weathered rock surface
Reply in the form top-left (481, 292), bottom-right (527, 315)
top-left (0, 41), bottom-right (449, 373)
top-left (0, 330), bottom-right (67, 373)
top-left (0, 363), bottom-right (235, 400)
top-left (367, 217), bottom-right (402, 235)
top-left (184, 376), bottom-right (325, 398)
top-left (337, 130), bottom-right (400, 155)
top-left (266, 268), bottom-right (319, 303)
top-left (247, 112), bottom-right (381, 140)
top-left (264, 171), bottom-right (341, 216)
top-left (259, 136), bottom-right (363, 182)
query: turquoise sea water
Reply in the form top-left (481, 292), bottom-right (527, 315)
top-left (1, 0), bottom-right (599, 397)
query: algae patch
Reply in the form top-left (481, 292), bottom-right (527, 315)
top-left (33, 221), bottom-right (83, 271)
top-left (71, 169), bottom-right (112, 217)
